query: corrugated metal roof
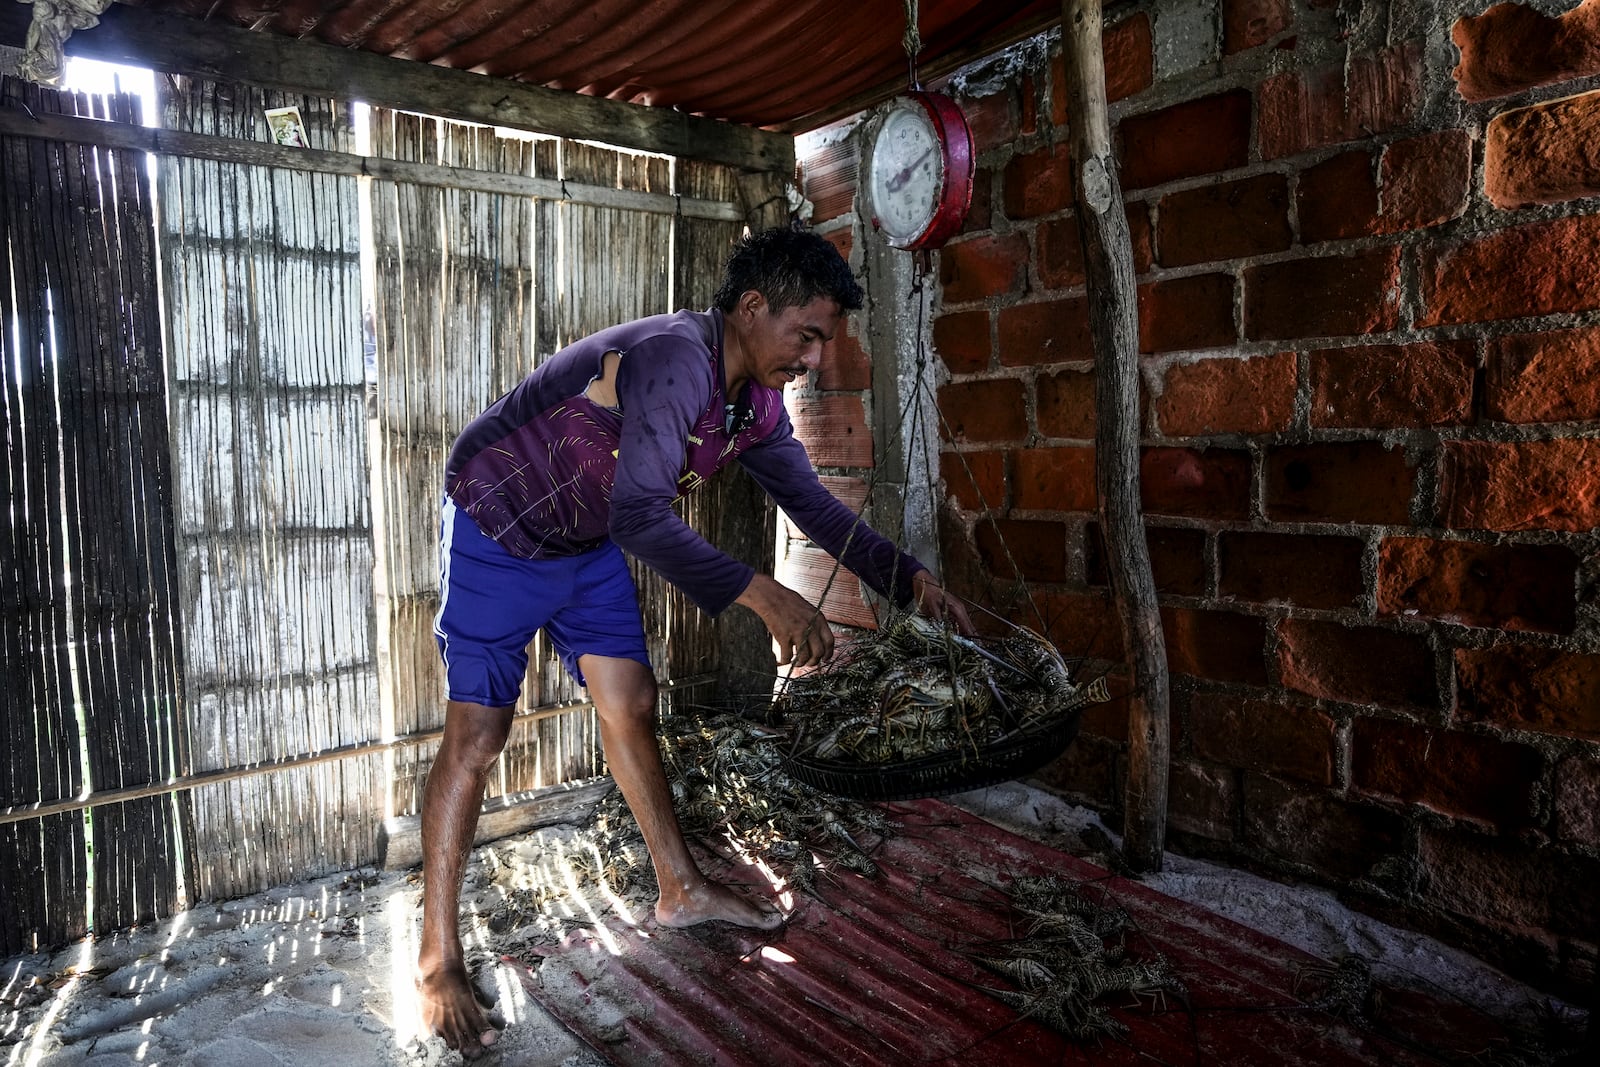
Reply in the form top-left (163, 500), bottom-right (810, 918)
top-left (510, 799), bottom-right (1509, 1065)
top-left (122, 0), bottom-right (1059, 129)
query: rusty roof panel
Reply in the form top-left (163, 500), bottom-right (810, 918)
top-left (512, 799), bottom-right (1508, 1066)
top-left (123, 0), bottom-right (1059, 129)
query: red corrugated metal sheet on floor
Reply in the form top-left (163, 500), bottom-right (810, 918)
top-left (512, 799), bottom-right (1509, 1066)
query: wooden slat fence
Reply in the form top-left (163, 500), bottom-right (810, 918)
top-left (0, 73), bottom-right (750, 953)
top-left (0, 77), bottom-right (184, 953)
top-left (155, 79), bottom-right (382, 900)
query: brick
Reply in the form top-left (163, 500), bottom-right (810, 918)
top-left (1014, 446), bottom-right (1097, 512)
top-left (821, 226), bottom-right (853, 263)
top-left (1487, 327), bottom-right (1600, 423)
top-left (1157, 175), bottom-right (1292, 268)
top-left (783, 543), bottom-right (876, 629)
top-left (1266, 441), bottom-right (1414, 525)
top-left (933, 309), bottom-right (991, 374)
top-left (1036, 367), bottom-right (1096, 439)
top-left (1191, 693), bottom-right (1336, 785)
top-left (1419, 827), bottom-right (1600, 943)
top-left (1156, 352), bottom-right (1295, 436)
top-left (939, 232), bottom-right (1030, 304)
top-left (1243, 247), bottom-right (1401, 341)
top-left (1102, 12), bottom-right (1155, 104)
top-left (1034, 734), bottom-right (1119, 806)
top-left (1034, 589), bottom-right (1124, 662)
top-left (1376, 716), bottom-right (1548, 819)
top-left (1259, 41), bottom-right (1424, 159)
top-left (1223, 0), bottom-right (1293, 54)
top-left (937, 378), bottom-right (1027, 443)
top-left (1487, 91), bottom-right (1600, 209)
top-left (787, 393), bottom-right (873, 467)
top-left (1243, 775), bottom-right (1405, 881)
top-left (961, 168), bottom-right (993, 234)
top-left (1019, 72), bottom-right (1039, 138)
top-left (939, 450), bottom-right (1005, 512)
top-left (1278, 619), bottom-right (1439, 709)
top-left (1419, 214), bottom-right (1600, 326)
top-left (1037, 205), bottom-right (1154, 289)
top-left (1003, 143), bottom-right (1075, 220)
top-left (1378, 538), bottom-right (1579, 634)
top-left (1163, 606), bottom-right (1269, 685)
top-left (1076, 678), bottom-right (1132, 742)
top-left (1119, 91), bottom-right (1253, 190)
top-left (1167, 759), bottom-right (1237, 841)
top-left (1553, 757), bottom-right (1600, 848)
top-left (1085, 523), bottom-right (1207, 596)
top-left (1451, 0), bottom-right (1600, 103)
top-left (999, 298), bottom-right (1093, 366)
top-left (1297, 150), bottom-right (1379, 243)
top-left (1052, 13), bottom-right (1154, 126)
top-left (1139, 273), bottom-right (1236, 352)
top-left (1440, 438), bottom-right (1600, 533)
top-left (961, 89), bottom-right (1017, 155)
top-left (801, 139), bottom-right (859, 224)
top-left (1309, 341), bottom-right (1476, 429)
top-left (1379, 130), bottom-right (1472, 232)
top-left (817, 318), bottom-right (871, 391)
top-left (1037, 215), bottom-right (1086, 290)
top-left (975, 517), bottom-right (1067, 583)
top-left (1124, 203), bottom-right (1154, 274)
top-left (1219, 531), bottom-right (1365, 610)
top-left (1141, 446), bottom-right (1253, 520)
top-left (1456, 645), bottom-right (1600, 740)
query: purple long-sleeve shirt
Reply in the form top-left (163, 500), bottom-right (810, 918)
top-left (445, 308), bottom-right (924, 616)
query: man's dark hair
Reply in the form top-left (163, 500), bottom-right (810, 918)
top-left (712, 227), bottom-right (865, 313)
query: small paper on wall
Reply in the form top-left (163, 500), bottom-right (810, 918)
top-left (264, 105), bottom-right (309, 148)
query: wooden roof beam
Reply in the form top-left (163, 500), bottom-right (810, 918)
top-left (0, 2), bottom-right (794, 174)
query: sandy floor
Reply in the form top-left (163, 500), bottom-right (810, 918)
top-left (1, 781), bottom-right (1577, 1066)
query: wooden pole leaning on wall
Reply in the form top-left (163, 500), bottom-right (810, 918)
top-left (1059, 0), bottom-right (1170, 872)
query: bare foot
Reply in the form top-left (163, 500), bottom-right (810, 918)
top-left (418, 962), bottom-right (500, 1058)
top-left (656, 879), bottom-right (784, 930)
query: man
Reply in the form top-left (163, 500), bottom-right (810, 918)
top-left (417, 227), bottom-right (970, 1055)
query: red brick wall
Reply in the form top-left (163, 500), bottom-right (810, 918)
top-left (796, 0), bottom-right (1600, 1000)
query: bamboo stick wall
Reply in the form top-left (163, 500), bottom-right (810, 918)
top-left (0, 71), bottom-right (748, 952)
top-left (156, 79), bottom-right (383, 900)
top-left (1, 79), bottom-right (184, 954)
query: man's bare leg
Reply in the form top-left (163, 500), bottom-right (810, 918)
top-left (417, 699), bottom-right (514, 1057)
top-left (580, 654), bottom-right (782, 929)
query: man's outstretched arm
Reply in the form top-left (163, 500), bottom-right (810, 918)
top-left (910, 569), bottom-right (974, 634)
top-left (735, 572), bottom-right (835, 668)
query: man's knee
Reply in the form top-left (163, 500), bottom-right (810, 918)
top-left (582, 658), bottom-right (659, 730)
top-left (443, 701), bottom-right (515, 766)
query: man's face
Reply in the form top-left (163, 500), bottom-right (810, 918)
top-left (741, 294), bottom-right (845, 390)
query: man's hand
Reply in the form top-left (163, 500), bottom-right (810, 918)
top-left (736, 574), bottom-right (835, 669)
top-left (912, 570), bottom-right (975, 635)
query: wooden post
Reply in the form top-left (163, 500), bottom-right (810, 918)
top-left (1059, 0), bottom-right (1170, 872)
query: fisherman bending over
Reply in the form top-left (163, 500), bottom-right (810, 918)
top-left (417, 227), bottom-right (971, 1055)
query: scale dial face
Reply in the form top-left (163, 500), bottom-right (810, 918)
top-left (865, 93), bottom-right (974, 251)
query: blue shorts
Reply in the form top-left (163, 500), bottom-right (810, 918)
top-left (434, 498), bottom-right (651, 706)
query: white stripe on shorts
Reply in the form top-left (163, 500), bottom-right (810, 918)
top-left (433, 496), bottom-right (457, 663)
